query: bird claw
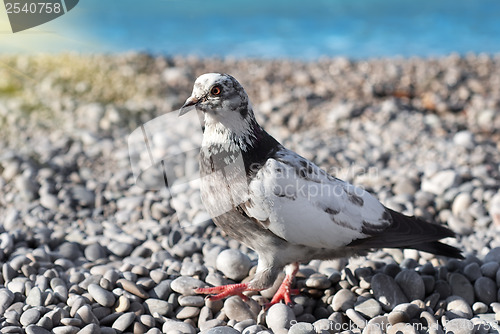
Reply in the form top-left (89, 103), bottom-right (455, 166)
top-left (194, 283), bottom-right (251, 301)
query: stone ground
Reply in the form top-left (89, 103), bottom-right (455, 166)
top-left (0, 53), bottom-right (500, 334)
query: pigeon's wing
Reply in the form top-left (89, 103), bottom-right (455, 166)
top-left (242, 150), bottom-right (391, 249)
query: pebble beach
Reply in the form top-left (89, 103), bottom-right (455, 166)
top-left (1, 53), bottom-right (500, 334)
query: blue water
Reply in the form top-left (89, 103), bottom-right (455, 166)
top-left (5, 0), bottom-right (500, 59)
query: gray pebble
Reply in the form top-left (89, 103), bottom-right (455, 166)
top-left (88, 284), bottom-right (116, 307)
top-left (76, 304), bottom-right (99, 325)
top-left (52, 327), bottom-right (80, 334)
top-left (84, 243), bottom-right (107, 261)
top-left (162, 320), bottom-right (196, 334)
top-left (474, 276), bottom-right (497, 305)
top-left (346, 308), bottom-right (366, 329)
top-left (144, 298), bottom-right (172, 316)
top-left (386, 322), bottom-right (418, 334)
top-left (40, 193), bottom-right (60, 210)
top-left (485, 247), bottom-right (500, 263)
top-left (116, 278), bottom-right (149, 299)
top-left (480, 262), bottom-right (499, 278)
top-left (77, 324), bottom-right (101, 334)
top-left (289, 322), bottom-right (315, 334)
top-left (200, 327), bottom-right (240, 334)
top-left (354, 298), bottom-right (382, 319)
top-left (266, 303), bottom-right (295, 330)
top-left (178, 295), bottom-right (205, 307)
top-left (452, 192), bottom-right (473, 216)
top-left (421, 170), bottom-right (460, 196)
top-left (26, 287), bottom-right (43, 307)
top-left (112, 312), bottom-right (136, 332)
top-left (175, 306), bottom-right (200, 319)
top-left (446, 296), bottom-right (473, 319)
top-left (242, 325), bottom-right (268, 334)
top-left (371, 273), bottom-right (408, 311)
top-left (224, 296), bottom-right (256, 322)
top-left (108, 241), bottom-right (133, 257)
top-left (25, 325), bottom-right (51, 334)
top-left (57, 242), bottom-right (82, 261)
top-left (394, 270), bottom-right (425, 301)
top-left (0, 289), bottom-right (15, 314)
top-left (20, 308), bottom-right (41, 327)
top-left (170, 276), bottom-right (206, 296)
top-left (233, 319), bottom-right (257, 332)
top-left (463, 262), bottom-right (482, 282)
top-left (216, 249), bottom-right (252, 281)
top-left (150, 280), bottom-right (172, 300)
top-left (472, 302), bottom-right (488, 314)
top-left (305, 275), bottom-right (332, 289)
top-left (61, 318), bottom-right (83, 327)
top-left (443, 318), bottom-right (475, 334)
top-left (449, 273), bottom-right (475, 305)
top-left (332, 288), bottom-right (357, 312)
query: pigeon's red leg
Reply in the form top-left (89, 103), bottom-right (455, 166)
top-left (267, 262), bottom-right (300, 307)
top-left (194, 283), bottom-right (259, 301)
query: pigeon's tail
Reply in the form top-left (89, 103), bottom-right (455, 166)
top-left (348, 208), bottom-right (463, 259)
top-left (406, 241), bottom-right (464, 259)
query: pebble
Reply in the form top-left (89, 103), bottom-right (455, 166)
top-left (485, 247), bottom-right (500, 263)
top-left (443, 318), bottom-right (475, 334)
top-left (175, 306), bottom-right (200, 319)
top-left (421, 170), bottom-right (460, 196)
top-left (289, 322), bottom-right (316, 334)
top-left (354, 298), bottom-right (382, 319)
top-left (446, 296), bottom-right (473, 319)
top-left (266, 303), bottom-right (296, 330)
top-left (480, 261), bottom-right (499, 278)
top-left (88, 284), bottom-right (116, 307)
top-left (116, 278), bottom-right (149, 299)
top-left (332, 289), bottom-right (357, 312)
top-left (25, 325), bottom-right (51, 334)
top-left (371, 273), bottom-right (408, 311)
top-left (472, 302), bottom-right (488, 314)
top-left (112, 312), bottom-right (136, 332)
top-left (144, 298), bottom-right (172, 316)
top-left (84, 243), bottom-right (107, 261)
top-left (224, 296), bottom-right (256, 322)
top-left (25, 287), bottom-right (43, 307)
top-left (394, 270), bottom-right (425, 301)
top-left (448, 273), bottom-right (475, 305)
top-left (473, 276), bottom-right (497, 305)
top-left (463, 262), bottom-right (481, 282)
top-left (216, 249), bottom-right (252, 281)
top-left (20, 309), bottom-right (41, 327)
top-left (200, 327), bottom-right (240, 334)
top-left (170, 276), bottom-right (206, 296)
top-left (162, 320), bottom-right (196, 334)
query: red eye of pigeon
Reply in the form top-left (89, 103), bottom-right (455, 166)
top-left (210, 85), bottom-right (221, 96)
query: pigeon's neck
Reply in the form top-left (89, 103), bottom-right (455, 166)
top-left (202, 112), bottom-right (263, 153)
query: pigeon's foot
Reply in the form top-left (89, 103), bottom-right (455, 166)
top-left (266, 262), bottom-right (300, 308)
top-left (194, 283), bottom-right (259, 301)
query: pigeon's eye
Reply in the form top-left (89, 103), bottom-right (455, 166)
top-left (210, 85), bottom-right (222, 96)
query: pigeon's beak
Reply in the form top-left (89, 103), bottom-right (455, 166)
top-left (179, 96), bottom-right (199, 116)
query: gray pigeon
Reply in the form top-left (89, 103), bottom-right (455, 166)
top-left (180, 73), bottom-right (462, 305)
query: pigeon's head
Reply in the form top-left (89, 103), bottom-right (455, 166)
top-left (180, 73), bottom-right (254, 126)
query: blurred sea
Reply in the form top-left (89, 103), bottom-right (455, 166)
top-left (3, 0), bottom-right (500, 59)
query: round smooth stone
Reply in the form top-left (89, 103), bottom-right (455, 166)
top-left (266, 303), bottom-right (296, 331)
top-left (216, 249), bottom-right (252, 281)
top-left (88, 284), bottom-right (116, 307)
